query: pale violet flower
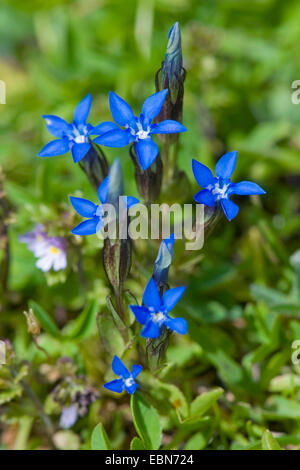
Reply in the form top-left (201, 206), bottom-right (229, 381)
top-left (20, 225), bottom-right (67, 272)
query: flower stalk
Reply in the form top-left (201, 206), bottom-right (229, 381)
top-left (129, 144), bottom-right (162, 202)
top-left (78, 143), bottom-right (109, 191)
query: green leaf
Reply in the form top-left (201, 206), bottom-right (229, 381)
top-left (29, 300), bottom-right (60, 337)
top-left (261, 430), bottom-right (282, 450)
top-left (0, 384), bottom-right (23, 405)
top-left (185, 431), bottom-right (208, 450)
top-left (91, 423), bottom-right (112, 450)
top-left (148, 377), bottom-right (188, 419)
top-left (130, 437), bottom-right (146, 450)
top-left (131, 392), bottom-right (161, 450)
top-left (190, 387), bottom-right (224, 419)
top-left (250, 284), bottom-right (289, 306)
top-left (96, 310), bottom-right (125, 356)
top-left (106, 295), bottom-right (127, 331)
top-left (63, 300), bottom-right (100, 340)
top-left (264, 396), bottom-right (300, 420)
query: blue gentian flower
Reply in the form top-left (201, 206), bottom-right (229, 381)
top-left (39, 94), bottom-right (105, 163)
top-left (153, 233), bottom-right (175, 284)
top-left (192, 151), bottom-right (266, 221)
top-left (103, 356), bottom-right (142, 395)
top-left (94, 90), bottom-right (187, 170)
top-left (130, 277), bottom-right (187, 338)
top-left (70, 176), bottom-right (139, 236)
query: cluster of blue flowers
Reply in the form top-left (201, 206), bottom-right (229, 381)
top-left (39, 90), bottom-right (186, 171)
top-left (38, 85), bottom-right (265, 395)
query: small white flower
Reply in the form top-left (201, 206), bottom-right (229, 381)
top-left (20, 225), bottom-right (67, 272)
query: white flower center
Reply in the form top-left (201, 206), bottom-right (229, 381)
top-left (136, 128), bottom-right (150, 139)
top-left (124, 377), bottom-right (134, 387)
top-left (212, 182), bottom-right (230, 199)
top-left (152, 312), bottom-right (166, 324)
top-left (74, 134), bottom-right (86, 144)
top-left (72, 125), bottom-right (88, 144)
top-left (129, 121), bottom-right (150, 140)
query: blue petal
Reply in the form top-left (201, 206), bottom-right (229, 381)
top-left (97, 176), bottom-right (109, 204)
top-left (71, 142), bottom-right (91, 163)
top-left (194, 189), bottom-right (215, 206)
top-left (164, 317), bottom-right (188, 335)
top-left (94, 129), bottom-right (130, 147)
top-left (73, 94), bottom-right (91, 125)
top-left (135, 138), bottom-right (159, 170)
top-left (131, 364), bottom-right (143, 379)
top-left (142, 277), bottom-right (161, 310)
top-left (109, 91), bottom-right (134, 126)
top-left (165, 233), bottom-right (175, 246)
top-left (229, 181), bottom-right (266, 196)
top-left (162, 286), bottom-right (186, 312)
top-left (90, 121), bottom-right (120, 135)
top-left (141, 320), bottom-right (160, 338)
top-left (141, 89), bottom-right (168, 122)
top-left (42, 115), bottom-right (71, 138)
top-left (151, 120), bottom-right (187, 134)
top-left (221, 198), bottom-right (239, 221)
top-left (103, 378), bottom-right (124, 393)
top-left (124, 382), bottom-right (138, 395)
top-left (192, 159), bottom-right (215, 187)
top-left (130, 305), bottom-right (149, 325)
top-left (112, 355), bottom-right (130, 379)
top-left (215, 151), bottom-right (237, 179)
top-left (153, 234), bottom-right (175, 284)
top-left (123, 196), bottom-right (140, 209)
top-left (71, 217), bottom-right (102, 235)
top-left (38, 138), bottom-right (70, 157)
top-left (69, 196), bottom-right (97, 218)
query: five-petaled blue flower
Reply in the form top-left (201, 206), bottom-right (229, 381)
top-left (70, 176), bottom-right (139, 236)
top-left (39, 94), bottom-right (105, 163)
top-left (192, 151), bottom-right (266, 221)
top-left (103, 355), bottom-right (142, 395)
top-left (94, 90), bottom-right (187, 171)
top-left (130, 277), bottom-right (187, 338)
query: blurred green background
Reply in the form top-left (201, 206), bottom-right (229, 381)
top-left (1, 0), bottom-right (300, 450)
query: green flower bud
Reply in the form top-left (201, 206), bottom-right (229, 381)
top-left (155, 22), bottom-right (186, 133)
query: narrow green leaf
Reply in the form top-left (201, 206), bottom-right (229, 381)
top-left (261, 430), bottom-right (282, 450)
top-left (91, 423), bottom-right (112, 450)
top-left (97, 310), bottom-right (125, 356)
top-left (63, 300), bottom-right (100, 339)
top-left (29, 300), bottom-right (60, 337)
top-left (190, 387), bottom-right (224, 418)
top-left (131, 392), bottom-right (161, 450)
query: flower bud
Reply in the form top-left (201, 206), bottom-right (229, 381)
top-left (155, 22), bottom-right (185, 134)
top-left (103, 236), bottom-right (132, 295)
top-left (78, 144), bottom-right (108, 191)
top-left (23, 308), bottom-right (41, 336)
top-left (153, 234), bottom-right (175, 286)
top-left (130, 144), bottom-right (162, 202)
